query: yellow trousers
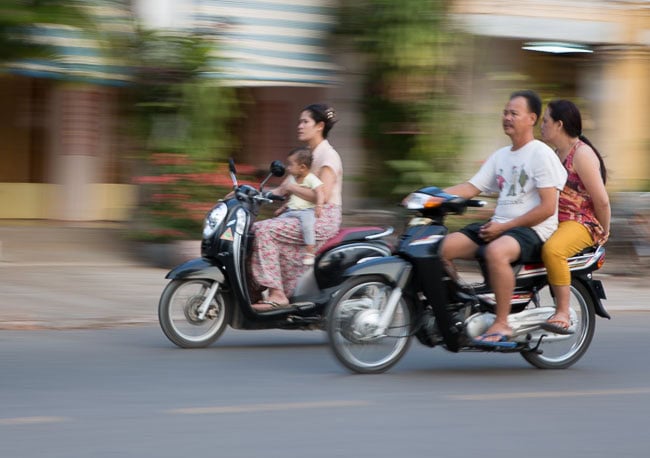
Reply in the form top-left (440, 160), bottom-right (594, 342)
top-left (542, 221), bottom-right (594, 286)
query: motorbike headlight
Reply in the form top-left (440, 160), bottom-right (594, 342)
top-left (203, 203), bottom-right (228, 238)
top-left (235, 208), bottom-right (246, 235)
top-left (401, 192), bottom-right (444, 210)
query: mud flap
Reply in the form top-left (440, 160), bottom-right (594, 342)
top-left (587, 279), bottom-right (610, 319)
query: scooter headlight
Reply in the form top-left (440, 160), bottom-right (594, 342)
top-left (203, 203), bottom-right (227, 238)
top-left (234, 208), bottom-right (247, 235)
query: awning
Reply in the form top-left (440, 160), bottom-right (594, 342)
top-left (194, 0), bottom-right (340, 86)
top-left (3, 1), bottom-right (134, 86)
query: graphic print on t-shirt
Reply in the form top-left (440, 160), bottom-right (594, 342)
top-left (498, 164), bottom-right (530, 197)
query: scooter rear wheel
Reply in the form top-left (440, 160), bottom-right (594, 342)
top-left (521, 280), bottom-right (595, 369)
top-left (327, 275), bottom-right (412, 374)
top-left (159, 279), bottom-right (229, 348)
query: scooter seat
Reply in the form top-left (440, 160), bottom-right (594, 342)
top-left (475, 244), bottom-right (599, 266)
top-left (317, 226), bottom-right (386, 254)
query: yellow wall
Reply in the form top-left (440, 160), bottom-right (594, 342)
top-left (0, 183), bottom-right (136, 220)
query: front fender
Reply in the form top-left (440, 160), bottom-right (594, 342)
top-left (343, 256), bottom-right (411, 285)
top-left (165, 257), bottom-right (225, 282)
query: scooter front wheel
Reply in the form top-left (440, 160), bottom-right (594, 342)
top-left (158, 279), bottom-right (230, 348)
top-left (327, 275), bottom-right (412, 374)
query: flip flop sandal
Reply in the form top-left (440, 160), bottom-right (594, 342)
top-left (541, 316), bottom-right (574, 335)
top-left (472, 332), bottom-right (517, 348)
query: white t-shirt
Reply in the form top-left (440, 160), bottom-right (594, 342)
top-left (287, 173), bottom-right (323, 210)
top-left (469, 139), bottom-right (567, 241)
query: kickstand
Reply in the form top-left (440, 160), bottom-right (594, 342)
top-left (524, 333), bottom-right (547, 354)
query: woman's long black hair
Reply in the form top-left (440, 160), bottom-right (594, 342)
top-left (548, 99), bottom-right (607, 184)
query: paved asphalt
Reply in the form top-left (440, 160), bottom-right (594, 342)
top-left (1, 224), bottom-right (649, 330)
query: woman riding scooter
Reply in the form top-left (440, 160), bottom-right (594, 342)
top-left (250, 103), bottom-right (343, 311)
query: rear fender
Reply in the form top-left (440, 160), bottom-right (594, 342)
top-left (165, 258), bottom-right (225, 282)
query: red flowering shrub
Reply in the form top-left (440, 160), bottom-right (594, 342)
top-left (130, 153), bottom-right (261, 242)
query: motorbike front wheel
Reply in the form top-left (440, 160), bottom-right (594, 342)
top-left (521, 279), bottom-right (596, 369)
top-left (327, 275), bottom-right (412, 374)
top-left (158, 279), bottom-right (230, 348)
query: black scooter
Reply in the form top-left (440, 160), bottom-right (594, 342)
top-left (326, 186), bottom-right (608, 373)
top-left (158, 160), bottom-right (393, 348)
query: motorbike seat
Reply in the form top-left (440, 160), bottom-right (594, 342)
top-left (475, 244), bottom-right (599, 265)
top-left (317, 226), bottom-right (386, 254)
top-left (474, 244), bottom-right (601, 281)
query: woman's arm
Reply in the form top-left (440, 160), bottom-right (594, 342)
top-left (269, 176), bottom-right (292, 197)
top-left (574, 145), bottom-right (611, 237)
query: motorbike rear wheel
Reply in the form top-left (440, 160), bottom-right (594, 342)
top-left (326, 275), bottom-right (412, 374)
top-left (521, 279), bottom-right (595, 369)
top-left (158, 279), bottom-right (230, 348)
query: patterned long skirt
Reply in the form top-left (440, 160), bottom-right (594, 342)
top-left (250, 203), bottom-right (342, 298)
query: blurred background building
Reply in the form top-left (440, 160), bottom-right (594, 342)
top-left (0, 0), bottom-right (649, 222)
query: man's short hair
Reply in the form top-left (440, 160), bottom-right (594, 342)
top-left (510, 90), bottom-right (542, 125)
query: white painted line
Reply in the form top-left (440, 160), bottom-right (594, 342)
top-left (448, 387), bottom-right (650, 401)
top-left (168, 400), bottom-right (372, 415)
top-left (0, 416), bottom-right (69, 426)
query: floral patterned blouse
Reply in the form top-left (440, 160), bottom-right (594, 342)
top-left (558, 140), bottom-right (605, 242)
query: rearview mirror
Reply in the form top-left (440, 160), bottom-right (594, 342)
top-left (270, 160), bottom-right (285, 177)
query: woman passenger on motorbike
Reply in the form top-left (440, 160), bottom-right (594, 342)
top-left (540, 99), bottom-right (610, 333)
top-left (250, 104), bottom-right (343, 311)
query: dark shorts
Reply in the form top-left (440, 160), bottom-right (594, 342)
top-left (459, 221), bottom-right (543, 263)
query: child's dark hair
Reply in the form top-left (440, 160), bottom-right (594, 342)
top-left (288, 147), bottom-right (313, 168)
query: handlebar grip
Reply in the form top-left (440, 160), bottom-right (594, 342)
top-left (467, 199), bottom-right (487, 207)
top-left (263, 191), bottom-right (286, 201)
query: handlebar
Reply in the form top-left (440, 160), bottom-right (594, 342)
top-left (466, 199), bottom-right (487, 208)
top-left (251, 191), bottom-right (285, 203)
top-left (262, 191), bottom-right (285, 202)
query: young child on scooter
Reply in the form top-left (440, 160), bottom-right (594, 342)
top-left (274, 147), bottom-right (324, 265)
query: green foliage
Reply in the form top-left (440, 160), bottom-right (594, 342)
top-left (337, 0), bottom-right (468, 202)
top-left (127, 30), bottom-right (240, 240)
top-left (131, 30), bottom-right (239, 168)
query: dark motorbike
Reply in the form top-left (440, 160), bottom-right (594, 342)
top-left (326, 186), bottom-right (609, 373)
top-left (158, 159), bottom-right (393, 348)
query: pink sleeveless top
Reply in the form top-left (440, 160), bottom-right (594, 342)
top-left (311, 139), bottom-right (343, 207)
top-left (558, 140), bottom-right (605, 242)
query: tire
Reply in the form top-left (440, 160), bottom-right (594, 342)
top-left (158, 279), bottom-right (230, 348)
top-left (521, 279), bottom-right (595, 369)
top-left (326, 275), bottom-right (412, 374)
